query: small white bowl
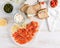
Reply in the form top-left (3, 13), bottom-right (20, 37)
top-left (14, 12), bottom-right (26, 25)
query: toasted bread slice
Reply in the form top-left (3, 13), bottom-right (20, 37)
top-left (26, 6), bottom-right (36, 18)
top-left (33, 3), bottom-right (41, 11)
top-left (20, 4), bottom-right (29, 13)
top-left (37, 8), bottom-right (49, 19)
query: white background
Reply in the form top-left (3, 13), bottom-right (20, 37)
top-left (0, 0), bottom-right (60, 48)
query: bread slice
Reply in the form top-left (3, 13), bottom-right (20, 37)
top-left (20, 4), bottom-right (29, 13)
top-left (37, 8), bottom-right (49, 19)
top-left (26, 6), bottom-right (36, 18)
top-left (33, 3), bottom-right (41, 12)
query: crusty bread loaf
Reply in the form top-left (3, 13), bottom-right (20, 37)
top-left (37, 8), bottom-right (49, 19)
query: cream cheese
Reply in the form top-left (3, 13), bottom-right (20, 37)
top-left (14, 13), bottom-right (24, 23)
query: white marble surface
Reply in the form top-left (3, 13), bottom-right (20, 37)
top-left (0, 0), bottom-right (60, 48)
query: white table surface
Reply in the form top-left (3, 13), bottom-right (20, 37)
top-left (0, 0), bottom-right (60, 48)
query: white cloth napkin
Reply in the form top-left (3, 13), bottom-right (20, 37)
top-left (47, 0), bottom-right (60, 31)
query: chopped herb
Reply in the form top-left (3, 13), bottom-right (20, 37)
top-left (4, 3), bottom-right (13, 13)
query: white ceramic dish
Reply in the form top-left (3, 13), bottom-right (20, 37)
top-left (14, 12), bottom-right (26, 25)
